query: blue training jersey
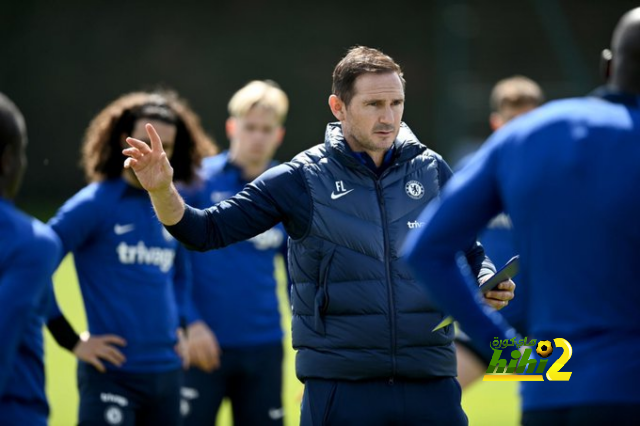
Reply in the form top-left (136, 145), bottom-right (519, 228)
top-left (404, 90), bottom-right (640, 409)
top-left (48, 178), bottom-right (190, 373)
top-left (0, 198), bottom-right (61, 419)
top-left (183, 152), bottom-right (287, 348)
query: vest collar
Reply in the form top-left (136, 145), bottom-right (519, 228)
top-left (323, 122), bottom-right (427, 173)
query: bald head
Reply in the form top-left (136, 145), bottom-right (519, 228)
top-left (0, 92), bottom-right (27, 199)
top-left (0, 93), bottom-right (25, 150)
top-left (608, 7), bottom-right (640, 93)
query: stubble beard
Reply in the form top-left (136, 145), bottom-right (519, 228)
top-left (344, 125), bottom-right (395, 154)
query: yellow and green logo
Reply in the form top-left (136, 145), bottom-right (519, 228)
top-left (483, 337), bottom-right (573, 382)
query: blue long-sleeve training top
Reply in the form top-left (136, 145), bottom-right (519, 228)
top-left (48, 178), bottom-right (190, 373)
top-left (0, 197), bottom-right (61, 417)
top-left (403, 89), bottom-right (640, 409)
top-left (182, 152), bottom-right (288, 348)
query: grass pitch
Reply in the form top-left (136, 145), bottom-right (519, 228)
top-left (45, 256), bottom-right (519, 425)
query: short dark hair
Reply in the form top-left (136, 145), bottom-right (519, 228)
top-left (490, 76), bottom-right (544, 114)
top-left (0, 92), bottom-right (25, 168)
top-left (332, 46), bottom-right (405, 106)
top-left (81, 90), bottom-right (217, 183)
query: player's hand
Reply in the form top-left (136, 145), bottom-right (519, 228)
top-left (73, 332), bottom-right (127, 373)
top-left (481, 277), bottom-right (516, 310)
top-left (175, 328), bottom-right (190, 370)
top-left (123, 123), bottom-right (174, 193)
top-left (187, 321), bottom-right (221, 373)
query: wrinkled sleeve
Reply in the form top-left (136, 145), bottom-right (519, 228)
top-left (437, 157), bottom-right (496, 281)
top-left (48, 190), bottom-right (104, 263)
top-left (166, 164), bottom-right (310, 251)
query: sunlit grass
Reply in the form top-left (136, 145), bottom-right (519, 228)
top-left (46, 256), bottom-right (519, 425)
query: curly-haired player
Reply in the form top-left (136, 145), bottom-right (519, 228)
top-left (47, 90), bottom-right (216, 426)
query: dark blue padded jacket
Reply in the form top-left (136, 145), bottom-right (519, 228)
top-left (167, 122), bottom-right (494, 381)
top-left (289, 123), bottom-right (493, 380)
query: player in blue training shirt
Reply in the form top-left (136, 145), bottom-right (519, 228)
top-left (47, 91), bottom-right (216, 426)
top-left (404, 8), bottom-right (640, 426)
top-left (180, 81), bottom-right (289, 426)
top-left (0, 92), bottom-right (61, 425)
top-left (454, 75), bottom-right (544, 389)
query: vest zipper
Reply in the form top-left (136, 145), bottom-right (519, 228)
top-left (375, 180), bottom-right (397, 378)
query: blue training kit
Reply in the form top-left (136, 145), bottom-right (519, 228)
top-left (182, 343), bottom-right (283, 426)
top-left (183, 152), bottom-right (287, 348)
top-left (48, 178), bottom-right (189, 373)
top-left (0, 198), bottom-right (61, 425)
top-left (404, 88), bottom-right (640, 411)
top-left (77, 362), bottom-right (182, 426)
top-left (48, 178), bottom-right (189, 425)
top-left (180, 153), bottom-right (287, 426)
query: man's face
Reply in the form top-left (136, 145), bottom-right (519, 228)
top-left (227, 106), bottom-right (284, 166)
top-left (338, 72), bottom-right (405, 153)
top-left (491, 104), bottom-right (537, 131)
top-left (129, 118), bottom-right (177, 159)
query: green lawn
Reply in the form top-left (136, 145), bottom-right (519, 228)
top-left (45, 256), bottom-right (520, 426)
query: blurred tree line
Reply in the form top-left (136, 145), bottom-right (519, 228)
top-left (1, 0), bottom-right (635, 209)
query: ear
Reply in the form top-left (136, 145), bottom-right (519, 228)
top-left (489, 112), bottom-right (504, 131)
top-left (226, 117), bottom-right (236, 140)
top-left (600, 49), bottom-right (612, 82)
top-left (275, 126), bottom-right (286, 147)
top-left (328, 95), bottom-right (346, 121)
top-left (0, 143), bottom-right (18, 177)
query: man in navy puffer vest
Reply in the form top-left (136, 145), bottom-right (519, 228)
top-left (123, 46), bottom-right (516, 425)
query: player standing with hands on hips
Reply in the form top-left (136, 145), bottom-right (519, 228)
top-left (48, 90), bottom-right (216, 426)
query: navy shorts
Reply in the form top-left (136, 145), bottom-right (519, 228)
top-left (300, 377), bottom-right (467, 426)
top-left (181, 342), bottom-right (283, 426)
top-left (77, 362), bottom-right (183, 426)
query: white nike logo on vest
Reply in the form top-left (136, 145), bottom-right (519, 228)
top-left (331, 189), bottom-right (354, 200)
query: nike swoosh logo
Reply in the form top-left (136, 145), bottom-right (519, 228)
top-left (331, 189), bottom-right (354, 200)
top-left (114, 224), bottom-right (135, 235)
top-left (268, 408), bottom-right (285, 420)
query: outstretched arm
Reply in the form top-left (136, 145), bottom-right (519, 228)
top-left (125, 123), bottom-right (309, 252)
top-left (123, 123), bottom-right (185, 225)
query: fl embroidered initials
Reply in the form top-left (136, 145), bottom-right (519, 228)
top-left (331, 181), bottom-right (354, 200)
